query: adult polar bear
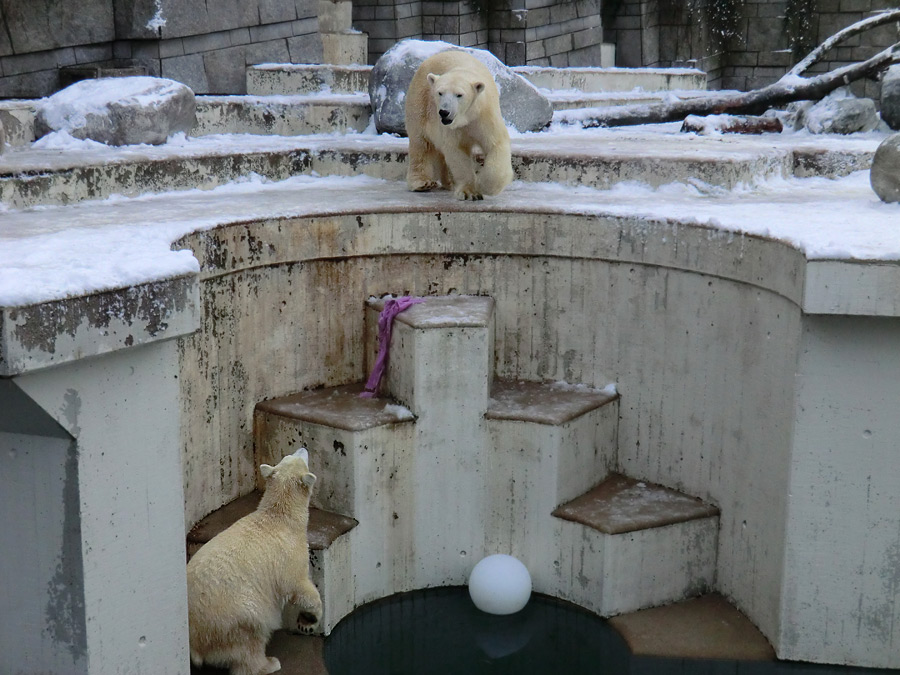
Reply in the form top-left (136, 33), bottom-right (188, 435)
top-left (405, 50), bottom-right (514, 201)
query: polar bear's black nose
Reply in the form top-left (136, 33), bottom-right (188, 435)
top-left (439, 109), bottom-right (450, 119)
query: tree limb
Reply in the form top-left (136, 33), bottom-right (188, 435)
top-left (788, 8), bottom-right (900, 77)
top-left (567, 15), bottom-right (900, 129)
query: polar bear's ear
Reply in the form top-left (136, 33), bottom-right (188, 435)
top-left (473, 82), bottom-right (485, 95)
top-left (302, 472), bottom-right (317, 489)
top-left (260, 464), bottom-right (276, 479)
top-left (427, 73), bottom-right (439, 86)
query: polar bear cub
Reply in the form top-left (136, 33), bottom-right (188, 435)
top-left (187, 448), bottom-right (322, 675)
top-left (405, 50), bottom-right (514, 200)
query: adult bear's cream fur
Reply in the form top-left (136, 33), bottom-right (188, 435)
top-left (405, 50), bottom-right (513, 200)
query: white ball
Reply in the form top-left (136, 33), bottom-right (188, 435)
top-left (468, 554), bottom-right (532, 615)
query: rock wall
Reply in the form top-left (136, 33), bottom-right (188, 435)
top-left (0, 0), bottom-right (321, 97)
top-left (605, 0), bottom-right (899, 93)
top-left (353, 0), bottom-right (607, 66)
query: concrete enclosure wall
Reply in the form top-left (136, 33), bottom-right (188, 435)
top-left (175, 209), bottom-right (805, 650)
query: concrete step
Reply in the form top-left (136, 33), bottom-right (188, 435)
top-left (364, 295), bottom-right (494, 413)
top-left (363, 295), bottom-right (494, 592)
top-left (549, 473), bottom-right (719, 617)
top-left (193, 94), bottom-right (370, 136)
top-left (513, 66), bottom-right (707, 94)
top-left (484, 378), bottom-right (620, 586)
top-left (185, 489), bottom-right (357, 635)
top-left (253, 382), bottom-right (416, 630)
top-left (4, 125), bottom-right (871, 208)
top-left (247, 63), bottom-right (372, 95)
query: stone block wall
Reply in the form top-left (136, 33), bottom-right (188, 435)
top-left (605, 0), bottom-right (899, 93)
top-left (0, 0), bottom-right (322, 97)
top-left (353, 0), bottom-right (605, 66)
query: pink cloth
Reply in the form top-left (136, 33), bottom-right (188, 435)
top-left (360, 296), bottom-right (424, 398)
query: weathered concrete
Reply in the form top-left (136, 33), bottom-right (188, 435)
top-left (193, 94), bottom-right (370, 136)
top-left (513, 65), bottom-right (707, 93)
top-left (0, 275), bottom-right (200, 377)
top-left (610, 593), bottom-right (776, 660)
top-left (247, 63), bottom-right (372, 95)
top-left (0, 381), bottom-right (86, 674)
top-left (780, 316), bottom-right (900, 669)
top-left (9, 340), bottom-right (190, 674)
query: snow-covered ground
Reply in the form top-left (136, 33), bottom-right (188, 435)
top-left (0, 120), bottom-right (897, 308)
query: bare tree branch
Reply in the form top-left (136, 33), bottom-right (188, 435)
top-left (788, 8), bottom-right (900, 77)
top-left (566, 12), bottom-right (900, 129)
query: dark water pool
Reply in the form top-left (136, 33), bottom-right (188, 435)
top-left (324, 587), bottom-right (897, 675)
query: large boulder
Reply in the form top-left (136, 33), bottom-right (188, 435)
top-left (870, 133), bottom-right (900, 203)
top-left (35, 76), bottom-right (196, 146)
top-left (880, 65), bottom-right (900, 131)
top-left (369, 39), bottom-right (552, 135)
top-left (804, 89), bottom-right (880, 134)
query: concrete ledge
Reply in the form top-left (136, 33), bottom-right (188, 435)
top-left (247, 63), bottom-right (372, 95)
top-left (804, 260), bottom-right (900, 316)
top-left (513, 65), bottom-right (707, 93)
top-left (486, 378), bottom-right (618, 425)
top-left (553, 473), bottom-right (719, 534)
top-left (0, 274), bottom-right (199, 377)
top-left (194, 94), bottom-right (371, 136)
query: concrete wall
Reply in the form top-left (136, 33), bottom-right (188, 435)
top-left (780, 316), bottom-right (900, 669)
top-left (353, 0), bottom-right (606, 66)
top-left (4, 342), bottom-right (190, 674)
top-left (606, 0), bottom-right (899, 92)
top-left (0, 381), bottom-right (87, 674)
top-left (175, 210), bottom-right (804, 653)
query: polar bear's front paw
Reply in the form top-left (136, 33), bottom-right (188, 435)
top-left (455, 186), bottom-right (483, 201)
top-left (297, 611), bottom-right (321, 634)
top-left (409, 178), bottom-right (439, 192)
top-left (262, 656), bottom-right (281, 674)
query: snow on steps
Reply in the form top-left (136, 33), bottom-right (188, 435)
top-left (245, 294), bottom-right (716, 633)
top-left (1, 130), bottom-right (866, 210)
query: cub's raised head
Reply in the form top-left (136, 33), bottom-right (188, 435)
top-left (427, 69), bottom-right (485, 128)
top-left (259, 447), bottom-right (317, 505)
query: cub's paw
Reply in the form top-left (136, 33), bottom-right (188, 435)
top-left (262, 656), bottom-right (281, 674)
top-left (297, 611), bottom-right (321, 635)
top-left (409, 178), bottom-right (439, 192)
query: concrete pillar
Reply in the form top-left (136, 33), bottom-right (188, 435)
top-left (2, 340), bottom-right (190, 674)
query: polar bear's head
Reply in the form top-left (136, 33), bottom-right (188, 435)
top-left (427, 69), bottom-right (485, 129)
top-left (259, 447), bottom-right (317, 509)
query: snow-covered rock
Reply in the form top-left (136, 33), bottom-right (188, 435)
top-left (35, 76), bottom-right (196, 146)
top-left (880, 65), bottom-right (900, 131)
top-left (368, 39), bottom-right (552, 136)
top-left (804, 90), bottom-right (880, 135)
top-left (870, 133), bottom-right (900, 203)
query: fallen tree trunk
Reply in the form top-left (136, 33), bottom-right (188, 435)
top-left (573, 11), bottom-right (900, 128)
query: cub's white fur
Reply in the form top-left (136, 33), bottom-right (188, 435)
top-left (186, 448), bottom-right (322, 675)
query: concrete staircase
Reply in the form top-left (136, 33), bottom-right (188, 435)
top-left (188, 294), bottom-right (719, 635)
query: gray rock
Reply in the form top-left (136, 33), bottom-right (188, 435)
top-left (369, 39), bottom-right (552, 135)
top-left (870, 133), bottom-right (900, 203)
top-left (805, 90), bottom-right (880, 134)
top-left (35, 76), bottom-right (196, 146)
top-left (880, 65), bottom-right (900, 131)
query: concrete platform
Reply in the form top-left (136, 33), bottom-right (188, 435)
top-left (609, 593), bottom-right (776, 660)
top-left (553, 473), bottom-right (719, 535)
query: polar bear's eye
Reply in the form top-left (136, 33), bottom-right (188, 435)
top-left (456, 94), bottom-right (463, 98)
